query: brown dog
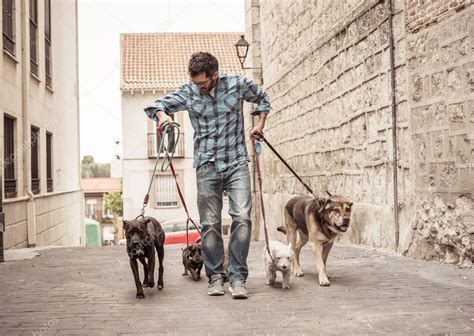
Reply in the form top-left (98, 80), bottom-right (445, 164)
top-left (277, 195), bottom-right (352, 286)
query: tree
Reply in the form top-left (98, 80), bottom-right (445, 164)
top-left (104, 191), bottom-right (123, 216)
top-left (81, 155), bottom-right (111, 178)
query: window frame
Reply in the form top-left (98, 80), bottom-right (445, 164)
top-left (2, 0), bottom-right (16, 56)
top-left (31, 125), bottom-right (40, 194)
top-left (4, 115), bottom-right (17, 198)
top-left (29, 0), bottom-right (39, 77)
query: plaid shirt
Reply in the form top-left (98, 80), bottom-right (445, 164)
top-left (144, 73), bottom-right (271, 172)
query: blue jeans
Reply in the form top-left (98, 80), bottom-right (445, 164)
top-left (196, 160), bottom-right (252, 283)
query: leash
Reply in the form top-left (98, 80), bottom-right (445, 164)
top-left (162, 144), bottom-right (201, 249)
top-left (252, 134), bottom-right (273, 260)
top-left (136, 121), bottom-right (181, 220)
top-left (252, 131), bottom-right (332, 198)
top-left (136, 121), bottom-right (200, 249)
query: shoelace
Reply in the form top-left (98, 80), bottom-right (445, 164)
top-left (231, 280), bottom-right (245, 288)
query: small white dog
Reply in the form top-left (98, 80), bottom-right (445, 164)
top-left (263, 240), bottom-right (294, 289)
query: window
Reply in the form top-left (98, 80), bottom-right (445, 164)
top-left (46, 132), bottom-right (53, 192)
top-left (45, 0), bottom-right (52, 88)
top-left (155, 175), bottom-right (178, 207)
top-left (31, 126), bottom-right (40, 194)
top-left (30, 0), bottom-right (38, 76)
top-left (4, 116), bottom-right (17, 198)
top-left (2, 0), bottom-right (15, 55)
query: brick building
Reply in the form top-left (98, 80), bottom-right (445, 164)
top-left (244, 0), bottom-right (472, 267)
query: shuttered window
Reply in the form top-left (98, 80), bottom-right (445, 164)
top-left (4, 116), bottom-right (17, 198)
top-left (29, 0), bottom-right (38, 76)
top-left (31, 126), bottom-right (40, 194)
top-left (155, 175), bottom-right (178, 207)
top-left (2, 0), bottom-right (15, 55)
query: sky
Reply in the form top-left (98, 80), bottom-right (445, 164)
top-left (78, 0), bottom-right (245, 163)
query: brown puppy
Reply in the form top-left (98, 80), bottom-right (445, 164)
top-left (277, 195), bottom-right (352, 286)
top-left (182, 243), bottom-right (203, 281)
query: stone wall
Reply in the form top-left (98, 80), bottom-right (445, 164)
top-left (246, 0), bottom-right (472, 266)
top-left (403, 4), bottom-right (473, 267)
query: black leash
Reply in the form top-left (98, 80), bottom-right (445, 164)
top-left (253, 131), bottom-right (332, 198)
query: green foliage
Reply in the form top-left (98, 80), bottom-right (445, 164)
top-left (104, 191), bottom-right (123, 216)
top-left (81, 155), bottom-right (111, 178)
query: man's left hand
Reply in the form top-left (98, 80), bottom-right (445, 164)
top-left (249, 125), bottom-right (264, 141)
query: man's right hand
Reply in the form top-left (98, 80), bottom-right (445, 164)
top-left (155, 110), bottom-right (173, 130)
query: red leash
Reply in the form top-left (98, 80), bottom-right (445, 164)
top-left (252, 132), bottom-right (273, 259)
top-left (161, 132), bottom-right (201, 249)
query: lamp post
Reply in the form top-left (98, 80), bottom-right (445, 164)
top-left (235, 34), bottom-right (263, 242)
top-left (235, 35), bottom-right (260, 70)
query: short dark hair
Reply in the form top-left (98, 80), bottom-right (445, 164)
top-left (188, 52), bottom-right (219, 78)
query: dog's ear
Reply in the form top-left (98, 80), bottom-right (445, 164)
top-left (317, 198), bottom-right (331, 214)
top-left (347, 201), bottom-right (353, 208)
top-left (122, 220), bottom-right (129, 231)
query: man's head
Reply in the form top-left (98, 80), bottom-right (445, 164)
top-left (188, 52), bottom-right (219, 95)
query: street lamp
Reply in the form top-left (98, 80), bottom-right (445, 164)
top-left (235, 35), bottom-right (260, 70)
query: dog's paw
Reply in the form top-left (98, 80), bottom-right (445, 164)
top-left (157, 282), bottom-right (164, 290)
top-left (147, 280), bottom-right (155, 288)
top-left (282, 283), bottom-right (291, 289)
top-left (136, 292), bottom-right (145, 299)
top-left (294, 270), bottom-right (304, 277)
top-left (182, 272), bottom-right (188, 276)
top-left (319, 278), bottom-right (330, 286)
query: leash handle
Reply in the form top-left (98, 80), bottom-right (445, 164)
top-left (157, 121), bottom-right (181, 172)
top-left (252, 137), bottom-right (273, 259)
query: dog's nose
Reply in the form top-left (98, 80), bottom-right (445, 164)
top-left (282, 265), bottom-right (287, 270)
top-left (343, 218), bottom-right (350, 225)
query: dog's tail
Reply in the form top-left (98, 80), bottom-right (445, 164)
top-left (277, 226), bottom-right (287, 235)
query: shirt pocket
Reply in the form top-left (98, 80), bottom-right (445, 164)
top-left (223, 96), bottom-right (241, 113)
top-left (190, 98), bottom-right (206, 116)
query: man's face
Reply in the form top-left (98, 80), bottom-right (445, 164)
top-left (191, 72), bottom-right (218, 95)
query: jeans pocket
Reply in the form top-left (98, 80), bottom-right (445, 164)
top-left (197, 162), bottom-right (209, 178)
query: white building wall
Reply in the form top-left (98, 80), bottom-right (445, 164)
top-left (1, 0), bottom-right (83, 248)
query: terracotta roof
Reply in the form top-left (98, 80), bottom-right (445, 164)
top-left (81, 178), bottom-right (122, 193)
top-left (120, 33), bottom-right (244, 91)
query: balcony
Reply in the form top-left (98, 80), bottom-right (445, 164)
top-left (31, 178), bottom-right (40, 194)
top-left (4, 178), bottom-right (17, 198)
top-left (147, 132), bottom-right (184, 158)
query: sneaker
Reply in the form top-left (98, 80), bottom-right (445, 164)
top-left (229, 281), bottom-right (248, 299)
top-left (208, 276), bottom-right (225, 296)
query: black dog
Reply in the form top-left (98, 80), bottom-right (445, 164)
top-left (182, 243), bottom-right (203, 281)
top-left (123, 217), bottom-right (165, 298)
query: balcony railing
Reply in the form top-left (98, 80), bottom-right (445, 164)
top-left (31, 178), bottom-right (40, 194)
top-left (4, 178), bottom-right (17, 198)
top-left (47, 178), bottom-right (53, 192)
top-left (3, 33), bottom-right (15, 56)
top-left (148, 132), bottom-right (184, 158)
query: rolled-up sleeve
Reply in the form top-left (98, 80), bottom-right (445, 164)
top-left (240, 76), bottom-right (272, 116)
top-left (144, 85), bottom-right (189, 121)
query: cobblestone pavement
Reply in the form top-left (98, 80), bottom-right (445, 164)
top-left (0, 242), bottom-right (473, 335)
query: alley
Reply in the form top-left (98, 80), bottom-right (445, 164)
top-left (0, 242), bottom-right (472, 335)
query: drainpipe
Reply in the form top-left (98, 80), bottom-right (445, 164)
top-left (387, 0), bottom-right (399, 251)
top-left (21, 0), bottom-right (36, 246)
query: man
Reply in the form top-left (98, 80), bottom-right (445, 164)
top-left (144, 52), bottom-right (271, 299)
